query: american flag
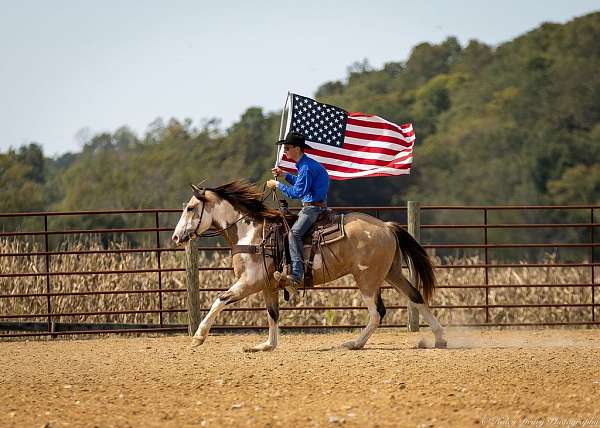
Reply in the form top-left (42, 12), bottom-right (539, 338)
top-left (276, 93), bottom-right (415, 180)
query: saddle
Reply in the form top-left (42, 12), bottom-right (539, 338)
top-left (231, 209), bottom-right (346, 289)
top-left (284, 209), bottom-right (344, 245)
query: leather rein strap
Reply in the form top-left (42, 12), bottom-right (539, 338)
top-left (231, 244), bottom-right (262, 255)
top-left (231, 223), bottom-right (276, 256)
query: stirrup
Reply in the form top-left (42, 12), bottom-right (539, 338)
top-left (274, 271), bottom-right (300, 301)
top-left (285, 275), bottom-right (301, 296)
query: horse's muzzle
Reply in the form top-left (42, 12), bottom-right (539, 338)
top-left (172, 233), bottom-right (189, 246)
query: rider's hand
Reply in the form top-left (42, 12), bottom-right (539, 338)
top-left (266, 180), bottom-right (279, 190)
top-left (271, 167), bottom-right (284, 178)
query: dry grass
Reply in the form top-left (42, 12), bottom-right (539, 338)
top-left (1, 238), bottom-right (598, 332)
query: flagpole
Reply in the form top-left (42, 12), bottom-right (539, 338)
top-left (275, 92), bottom-right (291, 168)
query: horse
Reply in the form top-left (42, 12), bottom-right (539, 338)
top-left (171, 180), bottom-right (447, 351)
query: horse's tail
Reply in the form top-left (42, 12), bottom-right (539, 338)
top-left (387, 222), bottom-right (436, 303)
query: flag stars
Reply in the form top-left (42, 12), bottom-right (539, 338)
top-left (291, 94), bottom-right (346, 147)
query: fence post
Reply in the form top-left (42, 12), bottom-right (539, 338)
top-left (484, 209), bottom-right (490, 324)
top-left (44, 215), bottom-right (53, 336)
top-left (407, 201), bottom-right (420, 332)
top-left (591, 208), bottom-right (595, 322)
top-left (184, 240), bottom-right (202, 336)
top-left (155, 211), bottom-right (163, 327)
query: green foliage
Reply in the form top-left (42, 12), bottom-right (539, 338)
top-left (548, 164), bottom-right (600, 204)
top-left (1, 12), bottom-right (600, 237)
top-left (0, 145), bottom-right (45, 210)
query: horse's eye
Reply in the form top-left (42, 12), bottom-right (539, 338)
top-left (186, 206), bottom-right (194, 212)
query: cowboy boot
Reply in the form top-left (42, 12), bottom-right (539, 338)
top-left (274, 271), bottom-right (300, 300)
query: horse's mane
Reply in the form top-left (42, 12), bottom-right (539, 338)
top-left (209, 180), bottom-right (282, 221)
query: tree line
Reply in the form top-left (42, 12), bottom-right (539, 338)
top-left (1, 12), bottom-right (599, 256)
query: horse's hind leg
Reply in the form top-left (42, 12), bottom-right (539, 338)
top-left (244, 287), bottom-right (279, 352)
top-left (386, 269), bottom-right (447, 348)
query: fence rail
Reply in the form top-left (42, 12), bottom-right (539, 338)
top-left (1, 204), bottom-right (598, 338)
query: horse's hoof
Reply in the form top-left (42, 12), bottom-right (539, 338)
top-left (243, 343), bottom-right (275, 352)
top-left (341, 341), bottom-right (362, 350)
top-left (435, 338), bottom-right (448, 349)
top-left (417, 338), bottom-right (428, 349)
top-left (191, 337), bottom-right (205, 348)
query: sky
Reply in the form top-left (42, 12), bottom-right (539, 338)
top-left (1, 1), bottom-right (599, 156)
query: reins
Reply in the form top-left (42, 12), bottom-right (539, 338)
top-left (191, 185), bottom-right (276, 239)
top-left (271, 187), bottom-right (291, 233)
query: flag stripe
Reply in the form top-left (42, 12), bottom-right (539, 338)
top-left (342, 137), bottom-right (413, 153)
top-left (305, 148), bottom-right (411, 167)
top-left (347, 117), bottom-right (412, 135)
top-left (346, 123), bottom-right (415, 142)
top-left (279, 164), bottom-right (411, 180)
top-left (344, 130), bottom-right (413, 148)
top-left (304, 140), bottom-right (412, 159)
top-left (329, 168), bottom-right (411, 178)
top-left (281, 153), bottom-right (412, 171)
top-left (349, 115), bottom-right (415, 135)
top-left (348, 113), bottom-right (411, 129)
top-left (280, 155), bottom-right (411, 176)
top-left (348, 112), bottom-right (375, 118)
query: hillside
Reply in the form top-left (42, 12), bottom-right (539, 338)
top-left (2, 12), bottom-right (599, 221)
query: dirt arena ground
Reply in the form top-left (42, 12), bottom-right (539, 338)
top-left (1, 329), bottom-right (600, 428)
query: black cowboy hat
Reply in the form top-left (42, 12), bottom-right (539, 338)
top-left (276, 131), bottom-right (310, 149)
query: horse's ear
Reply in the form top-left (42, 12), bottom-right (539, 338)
top-left (190, 183), bottom-right (206, 201)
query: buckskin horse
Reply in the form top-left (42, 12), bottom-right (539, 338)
top-left (171, 180), bottom-right (447, 351)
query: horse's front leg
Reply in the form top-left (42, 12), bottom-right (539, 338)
top-left (244, 287), bottom-right (279, 352)
top-left (191, 280), bottom-right (252, 347)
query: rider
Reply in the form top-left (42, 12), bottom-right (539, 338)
top-left (266, 131), bottom-right (330, 295)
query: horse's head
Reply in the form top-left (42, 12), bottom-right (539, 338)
top-left (171, 183), bottom-right (214, 246)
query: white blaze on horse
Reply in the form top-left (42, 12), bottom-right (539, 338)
top-left (172, 180), bottom-right (446, 351)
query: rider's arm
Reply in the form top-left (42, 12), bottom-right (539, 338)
top-left (284, 172), bottom-right (297, 185)
top-left (278, 165), bottom-right (312, 199)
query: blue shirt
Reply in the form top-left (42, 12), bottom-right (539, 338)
top-left (277, 154), bottom-right (329, 203)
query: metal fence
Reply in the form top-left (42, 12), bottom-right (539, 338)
top-left (0, 204), bottom-right (598, 338)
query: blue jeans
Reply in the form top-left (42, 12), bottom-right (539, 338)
top-left (289, 206), bottom-right (324, 281)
